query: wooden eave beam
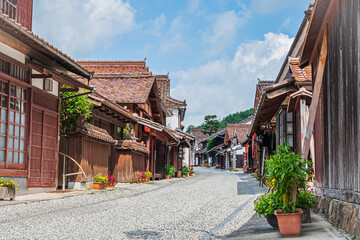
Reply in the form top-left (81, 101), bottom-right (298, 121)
top-left (60, 87), bottom-right (79, 92)
top-left (31, 74), bottom-right (52, 78)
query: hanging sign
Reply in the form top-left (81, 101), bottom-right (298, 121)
top-left (260, 122), bottom-right (275, 130)
top-left (144, 126), bottom-right (151, 132)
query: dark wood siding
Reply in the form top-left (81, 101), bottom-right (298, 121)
top-left (314, 0), bottom-right (360, 202)
top-left (16, 0), bottom-right (33, 31)
top-left (28, 105), bottom-right (59, 187)
top-left (114, 150), bottom-right (146, 182)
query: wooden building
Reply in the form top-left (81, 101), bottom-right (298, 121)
top-left (76, 61), bottom-right (179, 180)
top-left (224, 123), bottom-right (250, 169)
top-left (246, 5), bottom-right (314, 177)
top-left (299, 0), bottom-right (360, 237)
top-left (59, 92), bottom-right (139, 187)
top-left (0, 6), bottom-right (93, 195)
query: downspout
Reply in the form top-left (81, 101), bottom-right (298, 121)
top-left (61, 90), bottom-right (94, 101)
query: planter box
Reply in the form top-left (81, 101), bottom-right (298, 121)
top-left (0, 187), bottom-right (15, 200)
top-left (93, 182), bottom-right (105, 189)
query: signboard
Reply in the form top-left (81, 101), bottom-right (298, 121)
top-left (260, 122), bottom-right (275, 130)
top-left (144, 126), bottom-right (151, 132)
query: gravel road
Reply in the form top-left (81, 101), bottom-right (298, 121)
top-left (0, 167), bottom-right (264, 240)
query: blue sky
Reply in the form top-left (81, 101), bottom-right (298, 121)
top-left (33, 0), bottom-right (312, 127)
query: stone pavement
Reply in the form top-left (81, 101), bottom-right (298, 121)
top-left (220, 209), bottom-right (349, 239)
top-left (0, 168), bottom-right (351, 239)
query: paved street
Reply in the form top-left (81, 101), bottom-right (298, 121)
top-left (0, 168), bottom-right (347, 240)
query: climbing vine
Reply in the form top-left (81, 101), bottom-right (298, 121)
top-left (60, 86), bottom-right (93, 135)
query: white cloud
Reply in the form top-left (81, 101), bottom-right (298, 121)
top-left (33, 0), bottom-right (137, 57)
top-left (171, 32), bottom-right (293, 127)
top-left (186, 0), bottom-right (200, 14)
top-left (202, 7), bottom-right (251, 57)
top-left (155, 16), bottom-right (186, 56)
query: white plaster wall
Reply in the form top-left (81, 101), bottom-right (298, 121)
top-left (31, 70), bottom-right (59, 96)
top-left (0, 42), bottom-right (59, 97)
top-left (166, 108), bottom-right (179, 130)
top-left (0, 42), bottom-right (26, 64)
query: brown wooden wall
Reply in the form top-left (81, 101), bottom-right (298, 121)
top-left (113, 150), bottom-right (146, 182)
top-left (17, 0), bottom-right (33, 31)
top-left (60, 136), bottom-right (111, 183)
top-left (314, 0), bottom-right (360, 203)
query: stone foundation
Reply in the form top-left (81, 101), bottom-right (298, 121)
top-left (315, 195), bottom-right (360, 238)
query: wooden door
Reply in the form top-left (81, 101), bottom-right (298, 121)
top-left (28, 107), bottom-right (58, 187)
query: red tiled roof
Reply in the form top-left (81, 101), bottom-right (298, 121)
top-left (88, 93), bottom-right (137, 122)
top-left (235, 124), bottom-right (250, 143)
top-left (155, 75), bottom-right (186, 108)
top-left (77, 61), bottom-right (151, 76)
top-left (225, 124), bottom-right (250, 143)
top-left (289, 58), bottom-right (312, 82)
top-left (88, 77), bottom-right (155, 104)
top-left (74, 123), bottom-right (115, 143)
top-left (116, 140), bottom-right (149, 154)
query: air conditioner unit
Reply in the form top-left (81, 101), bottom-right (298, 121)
top-left (43, 78), bottom-right (53, 91)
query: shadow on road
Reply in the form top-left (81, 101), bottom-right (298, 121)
top-left (124, 230), bottom-right (161, 239)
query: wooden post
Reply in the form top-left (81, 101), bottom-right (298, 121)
top-left (301, 28), bottom-right (328, 162)
top-left (292, 28), bottom-right (328, 203)
top-left (62, 155), bottom-right (66, 191)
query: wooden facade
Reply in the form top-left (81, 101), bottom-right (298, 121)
top-left (0, 7), bottom-right (93, 194)
top-left (300, 0), bottom-right (360, 202)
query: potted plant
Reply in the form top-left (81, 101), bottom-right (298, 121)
top-left (0, 177), bottom-right (18, 200)
top-left (135, 172), bottom-right (141, 184)
top-left (297, 188), bottom-right (316, 223)
top-left (254, 190), bottom-right (282, 229)
top-left (189, 169), bottom-right (195, 176)
top-left (139, 171), bottom-right (147, 183)
top-left (144, 171), bottom-right (152, 182)
top-left (182, 166), bottom-right (189, 178)
top-left (164, 165), bottom-right (175, 179)
top-left (266, 142), bottom-right (311, 237)
top-left (106, 172), bottom-right (117, 188)
top-left (93, 173), bottom-right (108, 189)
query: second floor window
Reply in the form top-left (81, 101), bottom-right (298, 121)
top-left (0, 0), bottom-right (17, 20)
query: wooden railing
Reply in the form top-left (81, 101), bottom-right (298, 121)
top-left (59, 152), bottom-right (87, 191)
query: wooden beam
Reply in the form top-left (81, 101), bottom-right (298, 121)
top-left (31, 74), bottom-right (52, 78)
top-left (153, 113), bottom-right (161, 118)
top-left (60, 87), bottom-right (79, 92)
top-left (148, 97), bottom-right (157, 102)
top-left (302, 28), bottom-right (328, 161)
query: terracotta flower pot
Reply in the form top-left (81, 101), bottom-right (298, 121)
top-left (182, 175), bottom-right (186, 178)
top-left (145, 178), bottom-right (149, 182)
top-left (275, 208), bottom-right (303, 237)
top-left (166, 175), bottom-right (170, 179)
top-left (93, 182), bottom-right (105, 189)
top-left (106, 184), bottom-right (114, 188)
top-left (136, 181), bottom-right (141, 184)
top-left (190, 173), bottom-right (193, 176)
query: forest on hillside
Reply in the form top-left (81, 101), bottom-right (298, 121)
top-left (186, 108), bottom-right (253, 133)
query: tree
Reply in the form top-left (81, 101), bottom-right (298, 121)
top-left (60, 87), bottom-right (93, 135)
top-left (186, 125), bottom-right (195, 134)
top-left (218, 108), bottom-right (253, 128)
top-left (201, 115), bottom-right (219, 135)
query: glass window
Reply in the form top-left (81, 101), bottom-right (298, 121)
top-left (0, 80), bottom-right (27, 168)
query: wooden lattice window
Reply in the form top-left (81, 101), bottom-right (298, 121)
top-left (0, 57), bottom-right (29, 83)
top-left (276, 108), bottom-right (295, 148)
top-left (0, 80), bottom-right (27, 169)
top-left (0, 0), bottom-right (17, 19)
